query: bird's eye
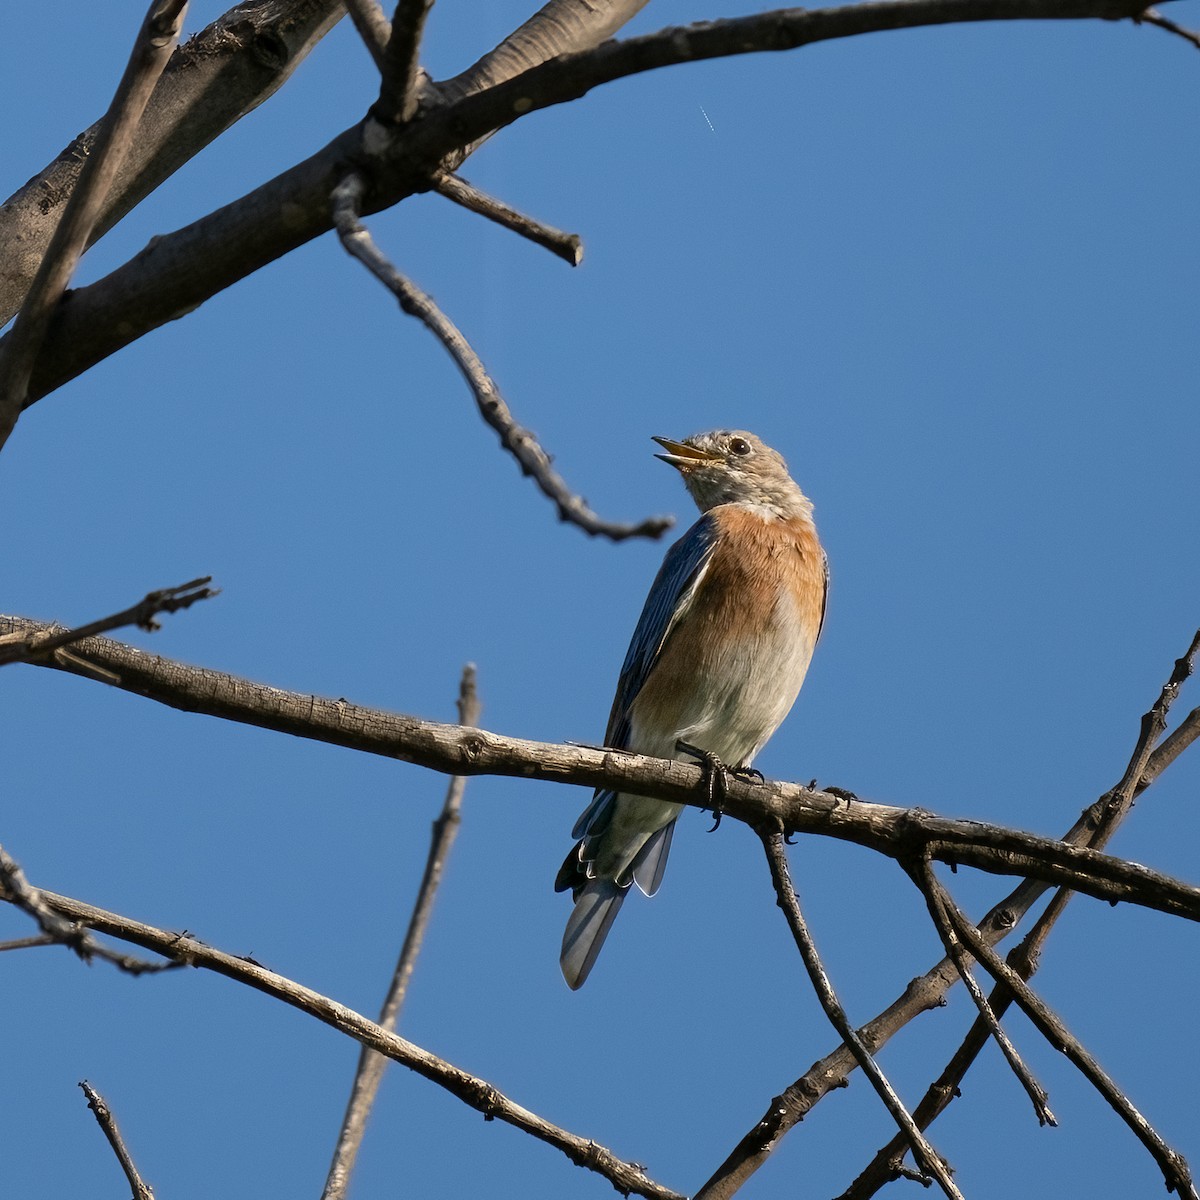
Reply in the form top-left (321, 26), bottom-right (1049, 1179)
top-left (728, 437), bottom-right (752, 457)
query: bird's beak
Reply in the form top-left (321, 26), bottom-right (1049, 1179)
top-left (652, 436), bottom-right (720, 471)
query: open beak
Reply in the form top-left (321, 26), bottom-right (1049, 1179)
top-left (652, 436), bottom-right (720, 470)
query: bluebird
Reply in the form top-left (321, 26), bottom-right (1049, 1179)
top-left (556, 430), bottom-right (828, 989)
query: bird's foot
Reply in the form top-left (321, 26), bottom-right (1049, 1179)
top-left (807, 779), bottom-right (858, 809)
top-left (675, 741), bottom-right (762, 830)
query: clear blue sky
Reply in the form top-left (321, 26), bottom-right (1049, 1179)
top-left (3, 2), bottom-right (1200, 1197)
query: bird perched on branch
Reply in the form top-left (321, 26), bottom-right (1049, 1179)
top-left (556, 430), bottom-right (828, 988)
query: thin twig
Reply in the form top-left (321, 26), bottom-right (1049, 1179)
top-left (908, 855), bottom-right (1055, 1125)
top-left (330, 172), bottom-right (672, 542)
top-left (321, 665), bottom-right (480, 1200)
top-left (0, 577), bottom-right (216, 667)
top-left (80, 1082), bottom-right (155, 1200)
top-left (0, 844), bottom-right (174, 975)
top-left (344, 0), bottom-right (391, 68)
top-left (0, 0), bottom-right (188, 451)
top-left (759, 829), bottom-right (963, 1200)
top-left (0, 934), bottom-right (57, 953)
top-left (377, 0), bottom-right (436, 121)
top-left (9, 884), bottom-right (681, 1200)
top-left (1138, 7), bottom-right (1200, 49)
top-left (841, 630), bottom-right (1200, 1198)
top-left (933, 874), bottom-right (1198, 1200)
top-left (433, 170), bottom-right (583, 266)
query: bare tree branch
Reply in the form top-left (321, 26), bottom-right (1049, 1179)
top-left (331, 172), bottom-right (670, 541)
top-left (760, 830), bottom-right (962, 1199)
top-left (377, 0), bottom-right (436, 121)
top-left (696, 636), bottom-right (1200, 1200)
top-left (79, 1082), bottom-right (155, 1200)
top-left (10, 0), bottom-right (1162, 414)
top-left (908, 856), bottom-right (1055, 1126)
top-left (321, 665), bottom-right (479, 1200)
top-left (344, 0), bottom-right (391, 68)
top-left (432, 170), bottom-right (583, 266)
top-left (0, 578), bottom-right (216, 667)
top-left (931, 872), bottom-right (1198, 1200)
top-left (0, 0), bottom-right (345, 326)
top-left (1138, 6), bottom-right (1200, 48)
top-left (0, 0), bottom-right (190, 449)
top-left (436, 0), bottom-right (653, 105)
top-left (4, 615), bottom-right (1199, 925)
top-left (0, 844), bottom-right (174, 975)
top-left (0, 934), bottom-right (57, 953)
top-left (840, 629), bottom-right (1200, 1198)
top-left (2, 883), bottom-right (682, 1200)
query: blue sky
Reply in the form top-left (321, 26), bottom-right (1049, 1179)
top-left (3, 2), bottom-right (1200, 1197)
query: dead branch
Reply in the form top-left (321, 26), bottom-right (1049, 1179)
top-left (80, 1082), bottom-right (155, 1200)
top-left (4, 615), bottom-right (1198, 925)
top-left (931, 873), bottom-right (1198, 1199)
top-left (760, 830), bottom-right (961, 1199)
top-left (1138, 6), bottom-right (1200, 48)
top-left (2, 883), bottom-right (682, 1200)
top-left (344, 0), bottom-right (390, 68)
top-left (0, 1), bottom-right (344, 326)
top-left (432, 170), bottom-right (583, 266)
top-left (377, 0), bottom-right (436, 121)
top-left (908, 856), bottom-right (1055, 1126)
top-left (0, 578), bottom-right (216, 667)
top-left (695, 649), bottom-right (1200, 1200)
top-left (330, 172), bottom-right (670, 541)
top-left (840, 629), bottom-right (1200, 1198)
top-left (0, 844), bottom-right (173, 976)
top-left (0, 0), bottom-right (189, 449)
top-left (10, 0), bottom-right (1161, 413)
top-left (321, 665), bottom-right (479, 1200)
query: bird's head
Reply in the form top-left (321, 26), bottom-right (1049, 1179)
top-left (652, 430), bottom-right (810, 518)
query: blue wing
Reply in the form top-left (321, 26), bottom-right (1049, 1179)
top-left (563, 514), bottom-right (719, 848)
top-left (602, 512), bottom-right (721, 751)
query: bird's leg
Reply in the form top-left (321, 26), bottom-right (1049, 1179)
top-left (675, 741), bottom-right (763, 830)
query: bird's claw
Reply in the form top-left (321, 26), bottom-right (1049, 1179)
top-left (675, 741), bottom-right (761, 831)
top-left (824, 785), bottom-right (858, 806)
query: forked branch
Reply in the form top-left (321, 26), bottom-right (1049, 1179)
top-left (330, 172), bottom-right (671, 542)
top-left (760, 830), bottom-right (962, 1200)
top-left (2, 882), bottom-right (682, 1200)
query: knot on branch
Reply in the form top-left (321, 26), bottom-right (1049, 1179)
top-left (463, 1077), bottom-right (502, 1119)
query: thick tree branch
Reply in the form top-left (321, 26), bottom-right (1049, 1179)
top-left (79, 1082), bottom-right (155, 1200)
top-left (10, 0), bottom-right (1164, 413)
top-left (0, 0), bottom-right (345, 327)
top-left (1, 882), bottom-right (681, 1200)
top-left (4, 615), bottom-right (1199, 925)
top-left (321, 665), bottom-right (479, 1200)
top-left (0, 0), bottom-right (189, 449)
top-left (436, 0), bottom-right (653, 106)
top-left (331, 172), bottom-right (668, 540)
top-left (761, 831), bottom-right (962, 1199)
